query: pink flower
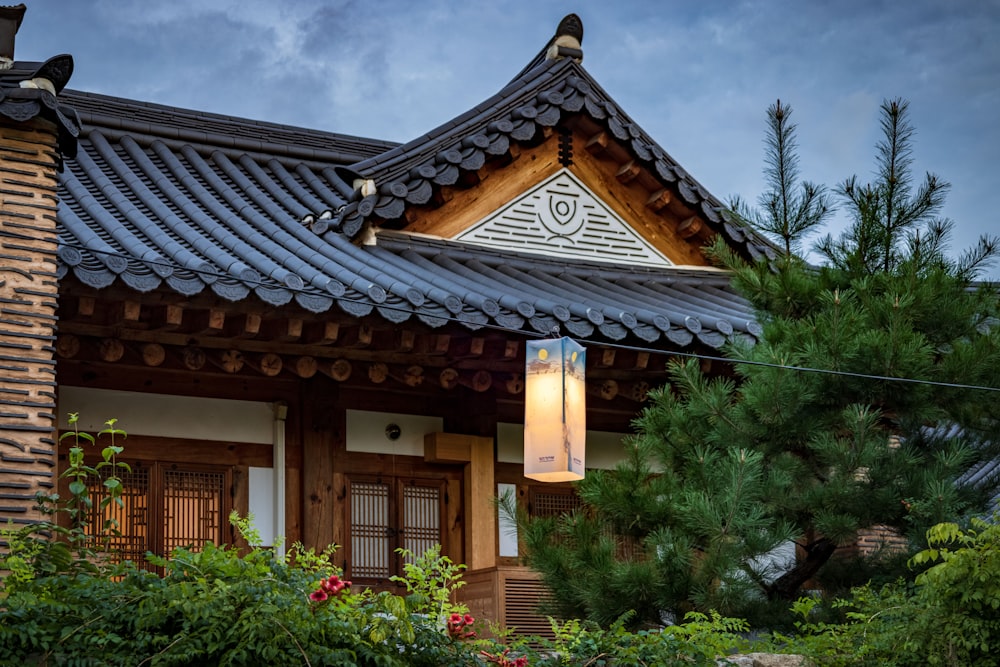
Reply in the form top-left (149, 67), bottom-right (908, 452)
top-left (309, 589), bottom-right (328, 602)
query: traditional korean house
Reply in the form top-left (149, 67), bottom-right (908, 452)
top-left (0, 9), bottom-right (775, 629)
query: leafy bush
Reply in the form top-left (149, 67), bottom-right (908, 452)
top-left (765, 515), bottom-right (1000, 666)
top-left (5, 416), bottom-right (993, 666)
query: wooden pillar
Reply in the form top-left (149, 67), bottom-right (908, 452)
top-left (0, 117), bottom-right (62, 528)
top-left (300, 380), bottom-right (339, 550)
top-left (425, 432), bottom-right (497, 571)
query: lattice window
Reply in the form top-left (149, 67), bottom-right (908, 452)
top-left (86, 462), bottom-right (231, 571)
top-left (88, 466), bottom-right (150, 566)
top-left (530, 490), bottom-right (582, 518)
top-left (402, 484), bottom-right (441, 564)
top-left (350, 481), bottom-right (391, 579)
top-left (347, 477), bottom-right (446, 584)
top-left (163, 469), bottom-right (227, 554)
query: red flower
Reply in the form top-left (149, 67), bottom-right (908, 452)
top-left (309, 589), bottom-right (328, 602)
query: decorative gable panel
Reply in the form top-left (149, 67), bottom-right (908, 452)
top-left (454, 169), bottom-right (673, 267)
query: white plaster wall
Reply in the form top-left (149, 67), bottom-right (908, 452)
top-left (345, 410), bottom-right (444, 456)
top-left (497, 482), bottom-right (519, 557)
top-left (248, 466), bottom-right (275, 547)
top-left (497, 422), bottom-right (627, 470)
top-left (57, 387), bottom-right (273, 444)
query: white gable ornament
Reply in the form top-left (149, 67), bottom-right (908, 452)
top-left (455, 169), bottom-right (673, 268)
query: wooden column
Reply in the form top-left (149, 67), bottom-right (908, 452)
top-left (425, 432), bottom-right (497, 571)
top-left (0, 117), bottom-right (61, 527)
top-left (300, 381), bottom-right (339, 550)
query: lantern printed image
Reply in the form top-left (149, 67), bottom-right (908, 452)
top-left (524, 337), bottom-right (586, 481)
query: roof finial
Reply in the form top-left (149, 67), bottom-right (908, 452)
top-left (546, 13), bottom-right (583, 63)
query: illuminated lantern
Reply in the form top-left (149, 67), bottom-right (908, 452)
top-left (524, 337), bottom-right (586, 482)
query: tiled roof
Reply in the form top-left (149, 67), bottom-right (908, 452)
top-left (54, 21), bottom-right (766, 350)
top-left (330, 53), bottom-right (777, 265)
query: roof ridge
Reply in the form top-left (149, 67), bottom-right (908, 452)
top-left (63, 89), bottom-right (398, 164)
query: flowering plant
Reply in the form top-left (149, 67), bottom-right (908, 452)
top-left (446, 611), bottom-right (476, 639)
top-left (480, 647), bottom-right (528, 666)
top-left (309, 573), bottom-right (352, 603)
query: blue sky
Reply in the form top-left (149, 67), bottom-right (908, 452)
top-left (17, 0), bottom-right (1000, 277)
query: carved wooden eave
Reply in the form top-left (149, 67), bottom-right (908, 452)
top-left (55, 283), bottom-right (677, 429)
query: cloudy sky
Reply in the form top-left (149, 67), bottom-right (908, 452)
top-left (17, 0), bottom-right (1000, 278)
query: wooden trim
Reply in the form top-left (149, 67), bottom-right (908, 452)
top-left (567, 132), bottom-right (709, 266)
top-left (401, 137), bottom-right (563, 238)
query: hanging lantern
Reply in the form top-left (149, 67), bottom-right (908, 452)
top-left (524, 337), bottom-right (586, 482)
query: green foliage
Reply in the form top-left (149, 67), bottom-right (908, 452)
top-left (494, 611), bottom-right (748, 666)
top-left (1, 414), bottom-right (132, 589)
top-left (729, 99), bottom-right (832, 256)
top-left (392, 544), bottom-right (469, 628)
top-left (904, 516), bottom-right (1000, 665)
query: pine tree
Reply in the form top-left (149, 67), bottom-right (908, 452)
top-left (519, 99), bottom-right (1000, 628)
top-left (730, 99), bottom-right (831, 257)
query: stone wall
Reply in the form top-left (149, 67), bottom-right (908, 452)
top-left (0, 117), bottom-right (61, 529)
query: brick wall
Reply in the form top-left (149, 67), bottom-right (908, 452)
top-left (0, 116), bottom-right (61, 529)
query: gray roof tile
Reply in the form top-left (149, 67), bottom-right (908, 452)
top-left (53, 34), bottom-right (766, 352)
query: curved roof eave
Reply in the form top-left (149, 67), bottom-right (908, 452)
top-left (329, 55), bottom-right (777, 264)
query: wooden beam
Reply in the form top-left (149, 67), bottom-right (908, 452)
top-left (466, 435), bottom-right (496, 571)
top-left (451, 336), bottom-right (485, 359)
top-left (245, 352), bottom-right (283, 377)
top-left (395, 365), bottom-right (424, 387)
top-left (55, 334), bottom-right (80, 359)
top-left (227, 313), bottom-right (262, 339)
top-left (585, 131), bottom-right (609, 156)
top-left (424, 432), bottom-right (472, 462)
top-left (142, 343), bottom-right (165, 367)
top-left (424, 432), bottom-right (497, 571)
top-left (368, 362), bottom-right (388, 384)
top-left (327, 359), bottom-right (352, 382)
top-left (193, 308), bottom-right (226, 336)
top-left (182, 346), bottom-right (206, 371)
top-left (599, 378), bottom-right (619, 400)
top-left (267, 318), bottom-right (303, 343)
top-left (304, 321), bottom-right (339, 345)
top-left (396, 330), bottom-right (415, 353)
top-left (615, 160), bottom-right (641, 184)
top-left (633, 351), bottom-right (650, 370)
top-left (677, 216), bottom-right (703, 239)
top-left (628, 381), bottom-right (650, 402)
top-left (504, 373), bottom-right (524, 395)
top-left (597, 348), bottom-right (616, 368)
top-left (468, 370), bottom-right (492, 393)
top-left (433, 335), bottom-right (451, 355)
top-left (111, 300), bottom-right (142, 326)
top-left (216, 349), bottom-right (245, 374)
top-left (340, 323), bottom-right (373, 348)
top-left (503, 340), bottom-right (520, 361)
top-left (293, 356), bottom-right (318, 378)
top-left (439, 368), bottom-right (459, 389)
top-left (302, 394), bottom-right (338, 551)
top-left (77, 296), bottom-right (95, 318)
top-left (646, 188), bottom-right (672, 211)
top-left (99, 338), bottom-right (124, 363)
top-left (152, 304), bottom-right (184, 331)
